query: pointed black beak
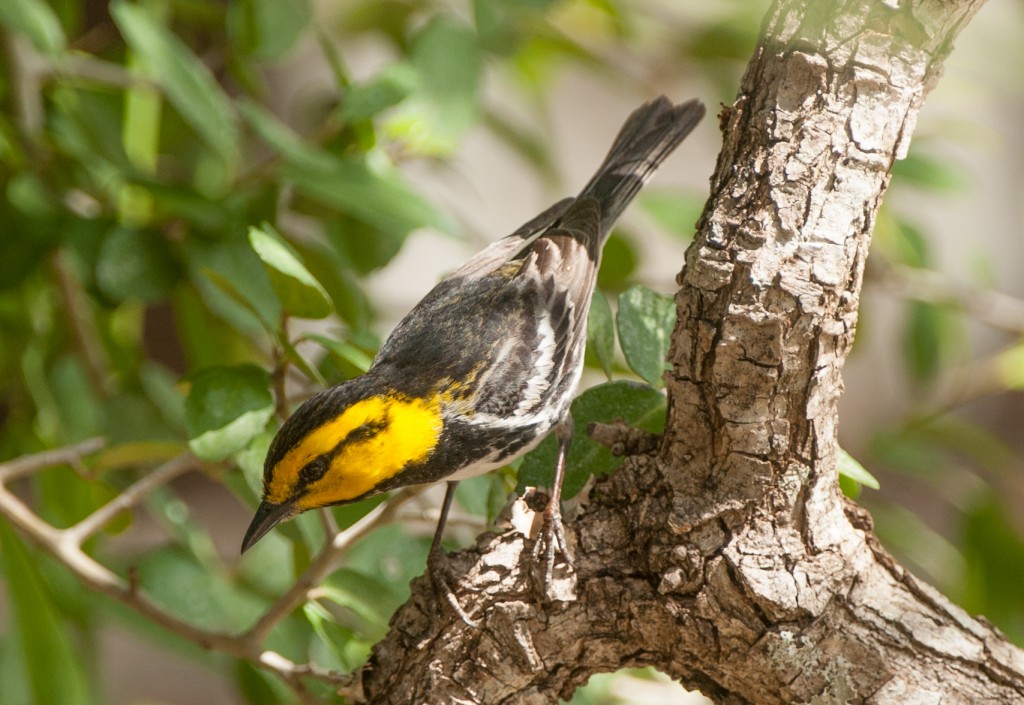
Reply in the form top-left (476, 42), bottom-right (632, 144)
top-left (240, 500), bottom-right (295, 554)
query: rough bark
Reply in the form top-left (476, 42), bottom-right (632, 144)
top-left (355, 1), bottom-right (1024, 703)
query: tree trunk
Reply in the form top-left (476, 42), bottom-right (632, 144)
top-left (356, 1), bottom-right (1024, 703)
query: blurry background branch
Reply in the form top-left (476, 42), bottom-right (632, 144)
top-left (873, 262), bottom-right (1024, 334)
top-left (0, 442), bottom-right (356, 703)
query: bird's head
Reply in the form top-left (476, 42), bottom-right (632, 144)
top-left (240, 378), bottom-right (444, 553)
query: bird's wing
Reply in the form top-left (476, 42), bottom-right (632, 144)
top-left (467, 197), bottom-right (602, 422)
top-left (373, 197), bottom-right (601, 428)
top-left (446, 198), bottom-right (575, 282)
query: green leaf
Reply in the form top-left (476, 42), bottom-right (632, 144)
top-left (49, 85), bottom-right (133, 183)
top-left (586, 289), bottom-right (615, 380)
top-left (473, 0), bottom-right (559, 55)
top-left (137, 545), bottom-right (268, 632)
top-left (95, 226), bottom-right (179, 302)
top-left (227, 0), bottom-right (311, 60)
top-left (48, 355), bottom-right (102, 441)
top-left (481, 108), bottom-right (555, 178)
top-left (836, 447), bottom-right (879, 490)
top-left (403, 15), bottom-right (481, 152)
top-left (871, 503), bottom-right (965, 593)
top-left (101, 391), bottom-right (178, 444)
top-left (893, 150), bottom-right (965, 192)
top-left (248, 224), bottom-right (333, 319)
top-left (285, 156), bottom-right (454, 239)
top-left (233, 428), bottom-right (275, 499)
top-left (616, 285), bottom-right (676, 387)
top-left (185, 364), bottom-right (274, 460)
top-left (0, 521), bottom-right (91, 705)
top-left (318, 571), bottom-right (403, 631)
top-left (240, 101), bottom-right (453, 240)
top-left (322, 215), bottom-right (407, 275)
top-left (0, 195), bottom-right (61, 290)
top-left (409, 16), bottom-right (481, 140)
top-left (121, 52), bottom-right (161, 176)
top-left (518, 381), bottom-right (665, 499)
top-left (0, 0), bottom-right (66, 55)
top-left (869, 424), bottom-right (947, 478)
top-left (903, 301), bottom-right (958, 385)
top-left (188, 235), bottom-right (282, 335)
top-left (302, 332), bottom-right (374, 373)
top-left (340, 63), bottom-right (418, 122)
top-left (596, 232), bottom-right (637, 291)
top-left (136, 183), bottom-right (228, 233)
top-left (303, 601), bottom-right (352, 669)
top-left (639, 189), bottom-right (704, 240)
top-left (277, 333), bottom-right (327, 387)
top-left (111, 0), bottom-right (239, 169)
top-left (140, 362), bottom-right (193, 434)
top-left (687, 18), bottom-right (760, 63)
top-left (94, 440), bottom-right (184, 472)
top-left (237, 100), bottom-right (337, 174)
top-left (962, 500), bottom-right (1024, 642)
top-left (235, 661), bottom-right (293, 705)
top-left (241, 96), bottom-right (454, 240)
top-left (454, 473), bottom-right (508, 523)
top-left (919, 417), bottom-right (1014, 474)
top-left (344, 523), bottom-right (428, 595)
top-left (995, 341), bottom-right (1024, 391)
top-left (889, 218), bottom-right (930, 268)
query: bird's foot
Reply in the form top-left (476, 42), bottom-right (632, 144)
top-left (530, 495), bottom-right (576, 602)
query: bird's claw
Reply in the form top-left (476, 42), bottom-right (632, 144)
top-left (530, 496), bottom-right (576, 601)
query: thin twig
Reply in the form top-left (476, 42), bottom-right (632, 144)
top-left (319, 507), bottom-right (340, 538)
top-left (0, 478), bottom-right (346, 687)
top-left (244, 487), bottom-right (423, 643)
top-left (875, 263), bottom-right (1024, 333)
top-left (65, 453), bottom-right (197, 544)
top-left (0, 440), bottom-right (356, 689)
top-left (56, 54), bottom-right (141, 88)
top-left (3, 32), bottom-right (45, 139)
top-left (51, 250), bottom-right (110, 394)
top-left (272, 314), bottom-right (291, 422)
top-left (396, 510), bottom-right (486, 532)
top-left (0, 437), bottom-right (106, 483)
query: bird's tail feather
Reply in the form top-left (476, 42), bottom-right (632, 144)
top-left (577, 96), bottom-right (705, 242)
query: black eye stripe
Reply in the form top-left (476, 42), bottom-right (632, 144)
top-left (331, 421), bottom-right (386, 454)
top-left (297, 421), bottom-right (388, 489)
top-left (347, 423), bottom-right (374, 443)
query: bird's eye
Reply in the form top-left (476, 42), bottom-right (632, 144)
top-left (299, 456), bottom-right (329, 485)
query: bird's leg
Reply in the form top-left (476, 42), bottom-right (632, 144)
top-left (427, 480), bottom-right (480, 627)
top-left (533, 414), bottom-right (576, 593)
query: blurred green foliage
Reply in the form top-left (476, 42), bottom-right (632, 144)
top-left (0, 0), bottom-right (1021, 704)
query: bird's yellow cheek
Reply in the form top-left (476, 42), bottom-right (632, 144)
top-left (293, 395), bottom-right (443, 510)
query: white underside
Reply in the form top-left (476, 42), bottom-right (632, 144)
top-left (442, 430), bottom-right (549, 481)
top-left (442, 363), bottom-right (584, 482)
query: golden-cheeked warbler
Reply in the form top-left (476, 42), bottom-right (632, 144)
top-left (241, 96), bottom-right (705, 612)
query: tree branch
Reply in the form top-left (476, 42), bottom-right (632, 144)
top-left (0, 441), bottom-right (350, 700)
top-left (64, 452), bottom-right (195, 544)
top-left (0, 436), bottom-right (106, 483)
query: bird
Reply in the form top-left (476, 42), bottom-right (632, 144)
top-left (241, 95), bottom-right (705, 617)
